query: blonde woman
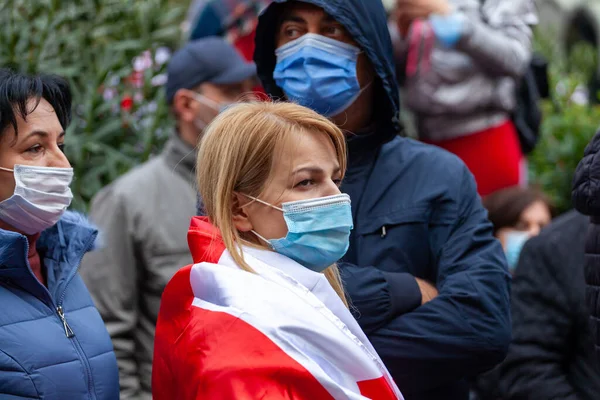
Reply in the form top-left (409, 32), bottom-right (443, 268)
top-left (152, 102), bottom-right (402, 400)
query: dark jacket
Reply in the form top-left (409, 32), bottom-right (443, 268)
top-left (255, 1), bottom-right (511, 399)
top-left (573, 130), bottom-right (600, 364)
top-left (0, 212), bottom-right (119, 399)
top-left (475, 211), bottom-right (600, 399)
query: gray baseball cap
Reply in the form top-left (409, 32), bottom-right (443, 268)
top-left (166, 37), bottom-right (256, 104)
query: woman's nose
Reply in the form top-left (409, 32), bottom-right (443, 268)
top-left (48, 147), bottom-right (71, 169)
top-left (323, 180), bottom-right (342, 197)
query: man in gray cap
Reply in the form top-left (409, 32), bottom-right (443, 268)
top-left (81, 37), bottom-right (256, 400)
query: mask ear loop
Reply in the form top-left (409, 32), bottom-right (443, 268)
top-left (192, 93), bottom-right (222, 114)
top-left (250, 229), bottom-right (273, 247)
top-left (237, 193), bottom-right (284, 249)
top-left (239, 193), bottom-right (284, 212)
top-left (0, 167), bottom-right (14, 172)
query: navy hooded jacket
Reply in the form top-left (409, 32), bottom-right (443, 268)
top-left (255, 1), bottom-right (511, 399)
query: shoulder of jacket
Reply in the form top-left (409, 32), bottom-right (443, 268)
top-left (387, 138), bottom-right (469, 180)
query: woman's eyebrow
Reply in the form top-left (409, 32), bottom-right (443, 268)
top-left (291, 166), bottom-right (323, 175)
top-left (23, 130), bottom-right (49, 140)
top-left (291, 166), bottom-right (341, 175)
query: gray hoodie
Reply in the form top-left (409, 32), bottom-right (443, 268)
top-left (392, 0), bottom-right (537, 141)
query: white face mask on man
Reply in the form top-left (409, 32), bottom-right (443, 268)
top-left (0, 164), bottom-right (73, 234)
top-left (192, 93), bottom-right (234, 130)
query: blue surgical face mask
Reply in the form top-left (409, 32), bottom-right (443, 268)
top-left (504, 231), bottom-right (530, 273)
top-left (246, 193), bottom-right (354, 272)
top-left (274, 33), bottom-right (367, 117)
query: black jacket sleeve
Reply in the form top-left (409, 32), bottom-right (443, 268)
top-left (573, 129), bottom-right (600, 364)
top-left (498, 234), bottom-right (580, 399)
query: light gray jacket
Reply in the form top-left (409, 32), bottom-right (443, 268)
top-left (81, 134), bottom-right (197, 399)
top-left (392, 0), bottom-right (537, 141)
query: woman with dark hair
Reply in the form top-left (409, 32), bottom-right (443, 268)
top-left (0, 69), bottom-right (119, 399)
top-left (483, 186), bottom-right (552, 272)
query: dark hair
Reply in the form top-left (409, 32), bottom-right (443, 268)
top-left (0, 68), bottom-right (72, 137)
top-left (483, 186), bottom-right (553, 234)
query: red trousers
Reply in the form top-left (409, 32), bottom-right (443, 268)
top-left (425, 120), bottom-right (524, 197)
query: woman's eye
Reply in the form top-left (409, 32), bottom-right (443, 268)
top-left (514, 221), bottom-right (528, 231)
top-left (295, 179), bottom-right (314, 188)
top-left (58, 143), bottom-right (66, 153)
top-left (333, 178), bottom-right (343, 186)
top-left (26, 145), bottom-right (43, 154)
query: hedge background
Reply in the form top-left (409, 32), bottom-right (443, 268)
top-left (0, 0), bottom-right (186, 211)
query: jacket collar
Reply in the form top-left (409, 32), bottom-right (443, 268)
top-left (162, 131), bottom-right (197, 183)
top-left (0, 211), bottom-right (98, 303)
top-left (346, 121), bottom-right (396, 173)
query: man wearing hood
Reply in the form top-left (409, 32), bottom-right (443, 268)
top-left (253, 1), bottom-right (510, 399)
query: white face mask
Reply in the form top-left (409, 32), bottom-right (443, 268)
top-left (192, 94), bottom-right (234, 130)
top-left (0, 164), bottom-right (73, 234)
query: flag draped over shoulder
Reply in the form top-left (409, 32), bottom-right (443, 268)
top-left (152, 217), bottom-right (403, 400)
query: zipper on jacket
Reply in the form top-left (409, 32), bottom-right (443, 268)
top-left (57, 305), bottom-right (75, 338)
top-left (22, 233), bottom-right (99, 400)
top-left (57, 233), bottom-right (98, 400)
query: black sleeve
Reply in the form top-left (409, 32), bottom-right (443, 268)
top-left (498, 236), bottom-right (580, 399)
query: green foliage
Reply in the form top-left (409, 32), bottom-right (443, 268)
top-left (0, 0), bottom-right (185, 211)
top-left (528, 38), bottom-right (600, 214)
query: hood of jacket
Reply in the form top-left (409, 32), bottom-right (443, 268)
top-left (254, 0), bottom-right (401, 137)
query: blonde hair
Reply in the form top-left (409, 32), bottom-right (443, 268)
top-left (197, 102), bottom-right (348, 306)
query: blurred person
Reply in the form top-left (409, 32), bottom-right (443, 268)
top-left (153, 102), bottom-right (403, 400)
top-left (184, 0), bottom-right (272, 62)
top-left (80, 37), bottom-right (256, 400)
top-left (390, 0), bottom-right (537, 196)
top-left (0, 69), bottom-right (119, 399)
top-left (573, 130), bottom-right (600, 365)
top-left (472, 210), bottom-right (600, 400)
top-left (482, 186), bottom-right (552, 273)
top-left (249, 1), bottom-right (510, 399)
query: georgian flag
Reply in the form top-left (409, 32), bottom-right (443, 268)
top-left (153, 217), bottom-right (403, 400)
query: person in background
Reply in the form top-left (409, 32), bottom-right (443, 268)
top-left (184, 0), bottom-right (271, 62)
top-left (573, 130), bottom-right (600, 366)
top-left (390, 0), bottom-right (536, 196)
top-left (473, 210), bottom-right (600, 399)
top-left (252, 1), bottom-right (511, 399)
top-left (80, 37), bottom-right (256, 399)
top-left (482, 186), bottom-right (552, 273)
top-left (0, 69), bottom-right (119, 399)
top-left (154, 101), bottom-right (402, 400)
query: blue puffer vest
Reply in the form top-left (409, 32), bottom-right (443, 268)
top-left (0, 211), bottom-right (119, 399)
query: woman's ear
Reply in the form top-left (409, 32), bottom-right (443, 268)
top-left (232, 193), bottom-right (253, 232)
